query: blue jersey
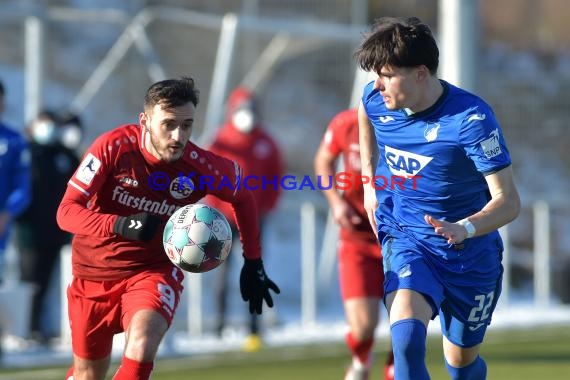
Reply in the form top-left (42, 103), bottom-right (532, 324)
top-left (362, 80), bottom-right (511, 262)
top-left (0, 122), bottom-right (31, 250)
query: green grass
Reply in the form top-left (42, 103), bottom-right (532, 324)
top-left (2, 325), bottom-right (570, 379)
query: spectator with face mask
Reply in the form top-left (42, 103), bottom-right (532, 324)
top-left (58, 111), bottom-right (84, 153)
top-left (13, 109), bottom-right (80, 345)
top-left (204, 86), bottom-right (284, 352)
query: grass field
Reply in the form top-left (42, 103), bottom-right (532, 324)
top-left (1, 324), bottom-right (569, 379)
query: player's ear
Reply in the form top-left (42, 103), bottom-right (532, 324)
top-left (139, 112), bottom-right (149, 130)
top-left (416, 65), bottom-right (429, 82)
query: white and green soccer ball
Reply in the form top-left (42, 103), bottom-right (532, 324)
top-left (163, 203), bottom-right (232, 273)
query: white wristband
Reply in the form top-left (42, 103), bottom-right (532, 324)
top-left (458, 218), bottom-right (476, 239)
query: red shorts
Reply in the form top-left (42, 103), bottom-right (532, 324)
top-left (67, 266), bottom-right (185, 360)
top-left (338, 238), bottom-right (384, 300)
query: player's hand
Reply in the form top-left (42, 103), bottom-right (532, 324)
top-left (113, 212), bottom-right (162, 242)
top-left (424, 215), bottom-right (468, 244)
top-left (332, 201), bottom-right (362, 229)
top-left (240, 258), bottom-right (280, 314)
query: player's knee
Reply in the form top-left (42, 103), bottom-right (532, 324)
top-left (351, 322), bottom-right (376, 341)
top-left (444, 344), bottom-right (481, 368)
top-left (72, 364), bottom-right (109, 380)
top-left (124, 335), bottom-right (160, 362)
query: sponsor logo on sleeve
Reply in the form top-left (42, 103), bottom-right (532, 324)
top-left (75, 153), bottom-right (101, 185)
top-left (480, 129), bottom-right (502, 158)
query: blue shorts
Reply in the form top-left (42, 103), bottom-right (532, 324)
top-left (382, 235), bottom-right (503, 348)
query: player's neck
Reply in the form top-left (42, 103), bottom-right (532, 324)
top-left (410, 78), bottom-right (443, 114)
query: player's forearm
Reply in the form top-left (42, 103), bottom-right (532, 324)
top-left (358, 103), bottom-right (376, 178)
top-left (465, 166), bottom-right (521, 237)
top-left (314, 157), bottom-right (344, 208)
top-left (57, 188), bottom-right (118, 237)
top-left (465, 192), bottom-right (520, 237)
top-left (231, 189), bottom-right (262, 260)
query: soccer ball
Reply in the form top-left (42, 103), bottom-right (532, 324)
top-left (163, 203), bottom-right (233, 273)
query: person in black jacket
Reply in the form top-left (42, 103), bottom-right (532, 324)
top-left (14, 109), bottom-right (80, 344)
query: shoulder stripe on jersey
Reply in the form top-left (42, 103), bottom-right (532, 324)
top-left (69, 179), bottom-right (91, 197)
top-left (233, 161), bottom-right (242, 196)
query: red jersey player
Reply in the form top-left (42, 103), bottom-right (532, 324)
top-left (314, 108), bottom-right (393, 380)
top-left (56, 77), bottom-right (279, 380)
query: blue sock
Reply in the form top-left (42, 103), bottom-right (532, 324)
top-left (390, 318), bottom-right (430, 380)
top-left (445, 355), bottom-right (487, 380)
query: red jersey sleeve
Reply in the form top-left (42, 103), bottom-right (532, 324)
top-left (56, 133), bottom-right (119, 237)
top-left (323, 110), bottom-right (351, 157)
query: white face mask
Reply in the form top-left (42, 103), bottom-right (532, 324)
top-left (60, 124), bottom-right (82, 150)
top-left (231, 109), bottom-right (255, 133)
top-left (32, 120), bottom-right (58, 145)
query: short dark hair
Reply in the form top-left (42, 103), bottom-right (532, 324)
top-left (144, 76), bottom-right (199, 112)
top-left (355, 17), bottom-right (439, 75)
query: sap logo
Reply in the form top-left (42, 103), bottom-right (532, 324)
top-left (384, 145), bottom-right (433, 176)
top-left (480, 129), bottom-right (502, 159)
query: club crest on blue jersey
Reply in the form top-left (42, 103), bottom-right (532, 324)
top-left (424, 122), bottom-right (440, 142)
top-left (480, 129), bottom-right (502, 159)
top-left (384, 145), bottom-right (433, 176)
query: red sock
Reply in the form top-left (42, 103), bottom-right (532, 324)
top-left (65, 366), bottom-right (74, 380)
top-left (112, 356), bottom-right (154, 380)
top-left (346, 331), bottom-right (374, 365)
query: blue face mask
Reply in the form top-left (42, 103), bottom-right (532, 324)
top-left (32, 120), bottom-right (58, 145)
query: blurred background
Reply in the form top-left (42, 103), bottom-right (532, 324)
top-left (1, 0), bottom-right (569, 370)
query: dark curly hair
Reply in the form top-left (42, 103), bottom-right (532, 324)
top-left (355, 17), bottom-right (439, 75)
top-left (144, 76), bottom-right (200, 112)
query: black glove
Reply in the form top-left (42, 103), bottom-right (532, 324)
top-left (113, 212), bottom-right (162, 242)
top-left (240, 258), bottom-right (280, 315)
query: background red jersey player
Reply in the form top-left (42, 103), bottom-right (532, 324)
top-left (56, 77), bottom-right (279, 380)
top-left (314, 108), bottom-right (393, 380)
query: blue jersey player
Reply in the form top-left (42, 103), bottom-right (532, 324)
top-left (0, 79), bottom-right (31, 282)
top-left (355, 17), bottom-right (521, 380)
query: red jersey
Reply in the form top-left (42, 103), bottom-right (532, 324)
top-left (204, 123), bottom-right (283, 226)
top-left (322, 109), bottom-right (375, 241)
top-left (57, 124), bottom-right (261, 281)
